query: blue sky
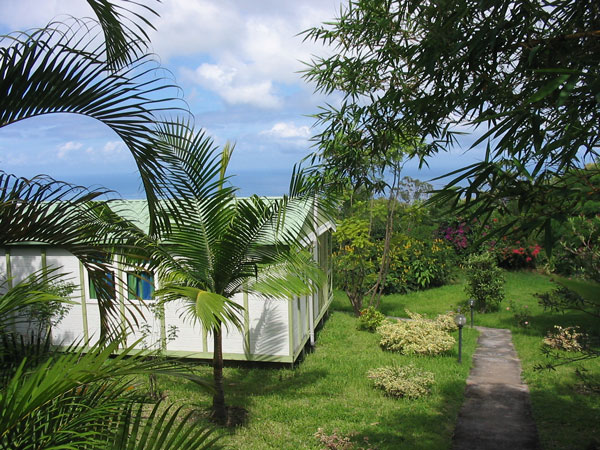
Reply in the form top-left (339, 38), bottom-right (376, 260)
top-left (0, 0), bottom-right (484, 198)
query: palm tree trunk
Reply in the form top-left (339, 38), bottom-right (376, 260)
top-left (211, 325), bottom-right (227, 424)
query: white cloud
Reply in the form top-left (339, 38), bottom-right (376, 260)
top-left (0, 0), bottom-right (91, 30)
top-left (83, 141), bottom-right (127, 159)
top-left (57, 141), bottom-right (82, 159)
top-left (0, 0), bottom-right (341, 109)
top-left (261, 122), bottom-right (310, 139)
top-left (102, 141), bottom-right (125, 154)
top-left (152, 0), bottom-right (341, 108)
top-left (183, 63), bottom-right (280, 108)
top-left (0, 150), bottom-right (30, 167)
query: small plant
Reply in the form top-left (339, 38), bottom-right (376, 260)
top-left (23, 280), bottom-right (76, 336)
top-left (377, 312), bottom-right (455, 355)
top-left (543, 325), bottom-right (587, 352)
top-left (464, 252), bottom-right (505, 312)
top-left (332, 217), bottom-right (378, 315)
top-left (507, 300), bottom-right (532, 328)
top-left (367, 364), bottom-right (434, 399)
top-left (357, 307), bottom-right (386, 332)
top-left (314, 428), bottom-right (374, 450)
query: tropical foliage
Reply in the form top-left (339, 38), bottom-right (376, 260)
top-left (331, 188), bottom-right (455, 314)
top-left (0, 0), bottom-right (234, 447)
top-left (0, 330), bottom-right (216, 449)
top-left (384, 235), bottom-right (453, 294)
top-left (332, 217), bottom-right (377, 315)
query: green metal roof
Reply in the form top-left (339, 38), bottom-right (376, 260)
top-left (108, 198), bottom-right (326, 242)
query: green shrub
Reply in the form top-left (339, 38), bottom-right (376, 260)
top-left (332, 217), bottom-right (378, 315)
top-left (385, 235), bottom-right (454, 294)
top-left (377, 313), bottom-right (455, 355)
top-left (357, 306), bottom-right (386, 332)
top-left (464, 252), bottom-right (505, 312)
top-left (367, 364), bottom-right (435, 399)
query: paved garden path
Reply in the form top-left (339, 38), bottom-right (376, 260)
top-left (451, 326), bottom-right (541, 450)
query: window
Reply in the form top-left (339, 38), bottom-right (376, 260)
top-left (127, 271), bottom-right (154, 300)
top-left (89, 271), bottom-right (116, 299)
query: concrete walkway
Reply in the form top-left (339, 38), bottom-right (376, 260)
top-left (452, 327), bottom-right (540, 450)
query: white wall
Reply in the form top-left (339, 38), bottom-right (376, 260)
top-left (1, 237), bottom-right (331, 363)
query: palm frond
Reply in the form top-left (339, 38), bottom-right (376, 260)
top-left (156, 284), bottom-right (243, 332)
top-left (111, 401), bottom-right (219, 450)
top-left (245, 249), bottom-right (325, 299)
top-left (85, 0), bottom-right (160, 69)
top-left (0, 19), bottom-right (191, 230)
top-left (0, 339), bottom-right (212, 448)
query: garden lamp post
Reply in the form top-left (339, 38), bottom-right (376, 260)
top-left (469, 299), bottom-right (475, 328)
top-left (454, 313), bottom-right (467, 364)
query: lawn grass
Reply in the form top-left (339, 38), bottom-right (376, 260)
top-left (154, 269), bottom-right (599, 449)
top-left (156, 312), bottom-right (477, 449)
top-left (336, 270), bottom-right (599, 450)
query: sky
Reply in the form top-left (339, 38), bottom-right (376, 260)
top-left (0, 0), bottom-right (483, 198)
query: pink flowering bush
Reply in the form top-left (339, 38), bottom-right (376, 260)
top-left (438, 220), bottom-right (472, 253)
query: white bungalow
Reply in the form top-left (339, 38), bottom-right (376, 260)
top-left (1, 199), bottom-right (334, 364)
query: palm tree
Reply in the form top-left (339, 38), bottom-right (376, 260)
top-left (149, 126), bottom-right (330, 423)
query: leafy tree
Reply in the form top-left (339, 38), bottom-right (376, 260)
top-left (464, 252), bottom-right (505, 313)
top-left (333, 217), bottom-right (377, 315)
top-left (303, 0), bottom-right (600, 250)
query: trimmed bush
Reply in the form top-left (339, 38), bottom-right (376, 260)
top-left (377, 313), bottom-right (455, 355)
top-left (434, 311), bottom-right (458, 332)
top-left (367, 364), bottom-right (435, 399)
top-left (464, 252), bottom-right (505, 312)
top-left (544, 325), bottom-right (587, 352)
top-left (357, 306), bottom-right (386, 332)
